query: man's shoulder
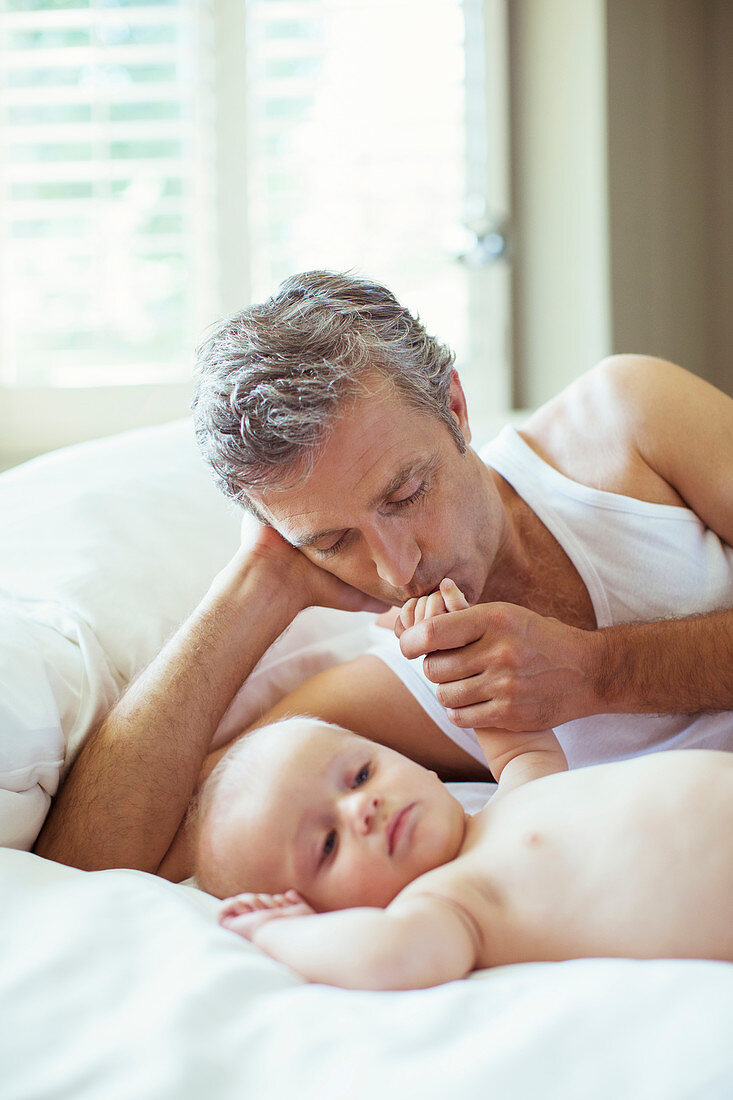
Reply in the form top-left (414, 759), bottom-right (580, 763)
top-left (516, 355), bottom-right (688, 501)
top-left (525, 354), bottom-right (677, 440)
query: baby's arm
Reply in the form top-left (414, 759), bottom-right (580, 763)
top-left (219, 887), bottom-right (479, 990)
top-left (398, 579), bottom-right (567, 793)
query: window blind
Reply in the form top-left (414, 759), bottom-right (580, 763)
top-left (239, 0), bottom-right (510, 415)
top-left (1, 0), bottom-right (510, 416)
top-left (0, 0), bottom-right (217, 386)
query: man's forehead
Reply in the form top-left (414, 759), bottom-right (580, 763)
top-left (253, 450), bottom-right (436, 545)
top-left (250, 379), bottom-right (437, 509)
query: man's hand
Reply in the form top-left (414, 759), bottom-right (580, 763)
top-left (219, 889), bottom-right (316, 940)
top-left (397, 600), bottom-right (596, 732)
top-left (245, 522), bottom-right (390, 616)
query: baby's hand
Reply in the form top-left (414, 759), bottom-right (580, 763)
top-left (395, 578), bottom-right (469, 639)
top-left (219, 890), bottom-right (316, 940)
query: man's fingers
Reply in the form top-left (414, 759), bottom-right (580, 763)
top-left (444, 700), bottom-right (543, 733)
top-left (444, 702), bottom-right (505, 729)
top-left (434, 672), bottom-right (494, 711)
top-left (398, 605), bottom-right (485, 659)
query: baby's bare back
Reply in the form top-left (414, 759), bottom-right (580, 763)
top-left (423, 750), bottom-right (733, 967)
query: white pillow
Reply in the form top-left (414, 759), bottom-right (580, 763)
top-left (0, 610), bottom-right (64, 849)
top-left (0, 419), bottom-right (242, 683)
top-left (0, 419), bottom-right (377, 849)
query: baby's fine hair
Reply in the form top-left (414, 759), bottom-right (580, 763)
top-left (191, 724), bottom-right (275, 898)
top-left (192, 717), bottom-right (350, 898)
top-left (190, 269), bottom-right (463, 508)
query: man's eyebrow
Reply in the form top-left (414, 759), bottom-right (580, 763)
top-left (290, 526), bottom-right (345, 550)
top-left (368, 458), bottom-right (435, 509)
top-left (289, 459), bottom-right (436, 549)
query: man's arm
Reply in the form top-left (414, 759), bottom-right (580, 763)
top-left (33, 528), bottom-right (384, 873)
top-left (220, 889), bottom-right (480, 990)
top-left (398, 603), bottom-right (733, 732)
top-left (399, 358), bottom-right (733, 731)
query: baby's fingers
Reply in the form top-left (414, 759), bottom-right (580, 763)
top-left (396, 597), bottom-right (419, 637)
top-left (219, 892), bottom-right (276, 918)
top-left (396, 590), bottom-right (451, 636)
top-left (411, 593), bottom-right (447, 625)
top-left (219, 894), bottom-right (257, 918)
top-left (423, 591), bottom-right (448, 620)
top-left (440, 578), bottom-right (469, 612)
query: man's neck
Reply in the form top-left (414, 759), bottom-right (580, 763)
top-left (479, 471), bottom-right (596, 629)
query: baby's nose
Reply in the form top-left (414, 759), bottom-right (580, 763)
top-left (347, 792), bottom-right (380, 834)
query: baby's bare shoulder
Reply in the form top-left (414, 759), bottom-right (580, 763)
top-left (395, 844), bottom-right (501, 938)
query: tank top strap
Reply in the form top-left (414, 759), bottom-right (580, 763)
top-left (480, 427), bottom-right (613, 626)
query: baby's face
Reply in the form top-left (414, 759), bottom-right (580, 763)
top-left (218, 719), bottom-right (468, 911)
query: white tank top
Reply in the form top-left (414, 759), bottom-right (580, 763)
top-left (368, 426), bottom-right (733, 770)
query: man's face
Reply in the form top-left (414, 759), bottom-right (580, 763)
top-left (250, 373), bottom-right (498, 607)
top-left (220, 719), bottom-right (467, 911)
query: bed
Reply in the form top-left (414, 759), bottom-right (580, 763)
top-left (2, 419), bottom-right (732, 1099)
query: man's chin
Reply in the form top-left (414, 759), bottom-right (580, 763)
top-left (368, 570), bottom-right (477, 608)
top-left (420, 574), bottom-right (478, 606)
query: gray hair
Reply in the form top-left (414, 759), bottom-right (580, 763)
top-left (191, 270), bottom-right (463, 505)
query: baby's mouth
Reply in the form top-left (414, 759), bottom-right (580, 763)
top-left (387, 803), bottom-right (416, 855)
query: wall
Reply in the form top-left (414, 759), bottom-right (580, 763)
top-left (606, 0), bottom-right (708, 379)
top-left (0, 384), bottom-right (192, 472)
top-left (706, 0), bottom-right (733, 395)
top-left (509, 0), bottom-right (733, 406)
top-left (3, 1), bottom-right (731, 468)
top-left (508, 0), bottom-right (611, 408)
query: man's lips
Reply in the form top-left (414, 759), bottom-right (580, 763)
top-left (387, 803), bottom-right (416, 855)
top-left (406, 579), bottom-right (443, 600)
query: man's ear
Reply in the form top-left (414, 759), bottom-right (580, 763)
top-left (448, 370), bottom-right (471, 445)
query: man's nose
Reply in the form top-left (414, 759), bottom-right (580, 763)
top-left (342, 790), bottom-right (380, 835)
top-left (367, 526), bottom-right (421, 589)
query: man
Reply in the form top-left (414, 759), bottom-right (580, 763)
top-left (34, 271), bottom-right (733, 879)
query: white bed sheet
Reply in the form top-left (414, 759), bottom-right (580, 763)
top-left (2, 846), bottom-right (732, 1100)
top-left (2, 418), bottom-right (733, 1099)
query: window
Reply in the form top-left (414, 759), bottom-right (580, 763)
top-left (1, 0), bottom-right (510, 436)
top-left (234, 0), bottom-right (511, 426)
top-left (0, 0), bottom-right (217, 386)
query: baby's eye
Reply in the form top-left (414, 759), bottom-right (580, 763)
top-left (353, 763), bottom-right (370, 787)
top-left (322, 829), bottom-right (337, 861)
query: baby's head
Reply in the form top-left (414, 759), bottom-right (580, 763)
top-left (193, 717), bottom-right (467, 911)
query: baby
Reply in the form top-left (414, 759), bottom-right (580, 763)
top-left (194, 583), bottom-right (733, 989)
